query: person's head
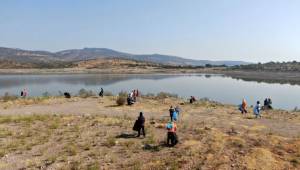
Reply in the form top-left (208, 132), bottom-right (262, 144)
top-left (257, 101), bottom-right (260, 104)
top-left (170, 105), bottom-right (173, 108)
top-left (139, 112), bottom-right (143, 117)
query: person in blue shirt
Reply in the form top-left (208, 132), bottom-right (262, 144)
top-left (254, 101), bottom-right (261, 118)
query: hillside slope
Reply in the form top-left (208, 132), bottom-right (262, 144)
top-left (0, 47), bottom-right (251, 68)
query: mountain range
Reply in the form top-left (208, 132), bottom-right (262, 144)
top-left (0, 47), bottom-right (251, 68)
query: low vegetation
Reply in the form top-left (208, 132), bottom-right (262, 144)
top-left (116, 91), bottom-right (128, 106)
top-left (1, 92), bottom-right (18, 102)
top-left (78, 88), bottom-right (95, 98)
top-left (0, 95), bottom-right (299, 169)
top-left (231, 61), bottom-right (300, 72)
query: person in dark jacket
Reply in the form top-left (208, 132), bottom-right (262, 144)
top-left (99, 88), bottom-right (104, 97)
top-left (64, 92), bottom-right (71, 98)
top-left (169, 106), bottom-right (175, 121)
top-left (190, 96), bottom-right (196, 104)
top-left (136, 112), bottom-right (146, 137)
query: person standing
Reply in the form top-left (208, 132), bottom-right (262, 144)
top-left (254, 101), bottom-right (261, 118)
top-left (240, 99), bottom-right (247, 114)
top-left (20, 90), bottom-right (24, 97)
top-left (99, 88), bottom-right (104, 97)
top-left (136, 112), bottom-right (146, 137)
top-left (22, 89), bottom-right (28, 98)
top-left (169, 106), bottom-right (175, 121)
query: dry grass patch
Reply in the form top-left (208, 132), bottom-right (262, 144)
top-left (243, 148), bottom-right (284, 170)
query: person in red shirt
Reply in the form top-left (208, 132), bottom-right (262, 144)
top-left (166, 121), bottom-right (178, 146)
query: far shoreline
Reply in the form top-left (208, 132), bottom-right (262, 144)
top-left (1, 68), bottom-right (300, 86)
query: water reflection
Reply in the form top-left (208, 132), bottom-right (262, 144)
top-left (0, 74), bottom-right (300, 110)
top-left (0, 74), bottom-right (180, 88)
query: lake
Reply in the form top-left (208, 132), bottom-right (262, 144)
top-left (0, 74), bottom-right (299, 110)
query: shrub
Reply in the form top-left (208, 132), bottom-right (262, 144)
top-left (156, 92), bottom-right (178, 99)
top-left (116, 96), bottom-right (126, 106)
top-left (2, 92), bottom-right (18, 102)
top-left (58, 91), bottom-right (64, 97)
top-left (42, 91), bottom-right (51, 98)
top-left (104, 136), bottom-right (116, 147)
top-left (78, 88), bottom-right (95, 98)
top-left (118, 91), bottom-right (128, 97)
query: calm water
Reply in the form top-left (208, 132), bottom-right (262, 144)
top-left (0, 74), bottom-right (300, 110)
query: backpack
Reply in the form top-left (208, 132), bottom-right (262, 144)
top-left (166, 123), bottom-right (173, 130)
top-left (133, 120), bottom-right (139, 131)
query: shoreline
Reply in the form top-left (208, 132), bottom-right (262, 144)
top-left (1, 68), bottom-right (300, 86)
top-left (0, 93), bottom-right (295, 112)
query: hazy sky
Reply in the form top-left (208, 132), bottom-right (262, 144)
top-left (1, 0), bottom-right (300, 62)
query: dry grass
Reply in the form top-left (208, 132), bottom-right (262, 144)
top-left (0, 96), bottom-right (299, 169)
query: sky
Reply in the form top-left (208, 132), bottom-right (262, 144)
top-left (1, 0), bottom-right (300, 62)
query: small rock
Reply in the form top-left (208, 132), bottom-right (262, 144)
top-left (204, 126), bottom-right (211, 130)
top-left (238, 150), bottom-right (245, 154)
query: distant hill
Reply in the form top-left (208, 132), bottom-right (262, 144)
top-left (0, 47), bottom-right (73, 68)
top-left (0, 47), bottom-right (251, 68)
top-left (55, 48), bottom-right (250, 66)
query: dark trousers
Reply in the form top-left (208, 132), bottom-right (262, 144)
top-left (167, 132), bottom-right (178, 146)
top-left (240, 108), bottom-right (247, 114)
top-left (137, 126), bottom-right (145, 137)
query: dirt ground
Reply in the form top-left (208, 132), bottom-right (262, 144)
top-left (0, 96), bottom-right (299, 170)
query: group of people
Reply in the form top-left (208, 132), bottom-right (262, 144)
top-left (263, 98), bottom-right (273, 110)
top-left (189, 96), bottom-right (196, 104)
top-left (20, 89), bottom-right (28, 98)
top-left (239, 98), bottom-right (273, 118)
top-left (167, 106), bottom-right (180, 146)
top-left (127, 89), bottom-right (139, 105)
top-left (133, 105), bottom-right (181, 147)
top-left (169, 106), bottom-right (180, 121)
